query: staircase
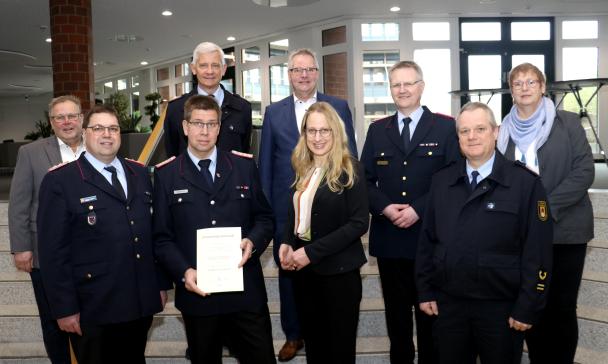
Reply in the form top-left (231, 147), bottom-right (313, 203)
top-left (1, 191), bottom-right (607, 363)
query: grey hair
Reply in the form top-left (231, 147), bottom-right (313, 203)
top-left (191, 42), bottom-right (225, 66)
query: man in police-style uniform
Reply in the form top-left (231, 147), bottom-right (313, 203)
top-left (153, 95), bottom-right (275, 364)
top-left (164, 41), bottom-right (251, 157)
top-left (416, 102), bottom-right (553, 363)
top-left (360, 60), bottom-right (461, 364)
top-left (37, 105), bottom-right (167, 364)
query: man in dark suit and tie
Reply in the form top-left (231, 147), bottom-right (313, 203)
top-left (37, 105), bottom-right (167, 364)
top-left (9, 95), bottom-right (86, 363)
top-left (153, 95), bottom-right (276, 364)
top-left (258, 48), bottom-right (358, 361)
top-left (164, 41), bottom-right (252, 157)
top-left (360, 61), bottom-right (461, 364)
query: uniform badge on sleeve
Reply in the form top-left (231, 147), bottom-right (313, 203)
top-left (537, 201), bottom-right (548, 221)
top-left (536, 269), bottom-right (548, 292)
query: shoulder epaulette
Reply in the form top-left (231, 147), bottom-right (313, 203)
top-left (125, 158), bottom-right (144, 166)
top-left (48, 161), bottom-right (69, 172)
top-left (155, 156), bottom-right (177, 169)
top-left (513, 160), bottom-right (539, 176)
top-left (231, 150), bottom-right (253, 159)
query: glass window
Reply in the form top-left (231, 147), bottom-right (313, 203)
top-left (412, 22), bottom-right (450, 41)
top-left (175, 63), bottom-right (190, 78)
top-left (461, 22), bottom-right (501, 41)
top-left (117, 79), bottom-right (127, 91)
top-left (361, 22), bottom-right (399, 41)
top-left (242, 46), bottom-right (261, 63)
top-left (511, 55), bottom-right (545, 74)
top-left (157, 86), bottom-right (170, 115)
top-left (220, 79), bottom-right (234, 93)
top-left (131, 91), bottom-right (140, 113)
top-left (467, 55), bottom-right (502, 122)
top-left (562, 20), bottom-right (598, 39)
top-left (103, 81), bottom-right (113, 95)
top-left (322, 26), bottom-right (346, 46)
top-left (175, 82), bottom-right (192, 97)
top-left (131, 75), bottom-right (139, 88)
top-left (224, 48), bottom-right (236, 67)
top-left (156, 67), bottom-right (169, 82)
top-left (242, 69), bottom-right (262, 125)
top-left (269, 39), bottom-right (289, 57)
top-left (270, 63), bottom-right (290, 103)
top-left (511, 22), bottom-right (551, 40)
top-left (415, 49), bottom-right (451, 116)
top-left (363, 51), bottom-right (399, 133)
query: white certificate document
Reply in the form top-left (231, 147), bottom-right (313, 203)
top-left (196, 227), bottom-right (243, 293)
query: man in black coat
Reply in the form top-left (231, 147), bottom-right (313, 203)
top-left (153, 95), bottom-right (275, 364)
top-left (164, 41), bottom-right (252, 157)
top-left (416, 102), bottom-right (553, 364)
top-left (360, 60), bottom-right (461, 364)
top-left (38, 105), bottom-right (167, 364)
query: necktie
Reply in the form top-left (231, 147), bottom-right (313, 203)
top-left (470, 170), bottom-right (480, 192)
top-left (401, 117), bottom-right (412, 151)
top-left (104, 165), bottom-right (126, 200)
top-left (198, 159), bottom-right (214, 188)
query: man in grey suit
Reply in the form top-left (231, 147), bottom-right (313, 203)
top-left (9, 95), bottom-right (85, 363)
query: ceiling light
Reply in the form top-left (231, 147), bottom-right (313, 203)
top-left (162, 10), bottom-right (173, 16)
top-left (390, 6), bottom-right (400, 12)
top-left (140, 61), bottom-right (149, 66)
top-left (227, 36), bottom-right (236, 41)
top-left (45, 38), bottom-right (52, 43)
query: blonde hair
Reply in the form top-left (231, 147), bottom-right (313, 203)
top-left (291, 102), bottom-right (355, 193)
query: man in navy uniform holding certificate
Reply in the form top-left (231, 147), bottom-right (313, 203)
top-left (153, 95), bottom-right (276, 364)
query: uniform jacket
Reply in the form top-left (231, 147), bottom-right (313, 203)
top-left (416, 152), bottom-right (553, 324)
top-left (37, 154), bottom-right (163, 325)
top-left (163, 84), bottom-right (252, 157)
top-left (505, 110), bottom-right (594, 245)
top-left (153, 151), bottom-right (274, 316)
top-left (283, 160), bottom-right (369, 275)
top-left (9, 136), bottom-right (63, 268)
top-left (258, 93), bottom-right (358, 245)
top-left (360, 107), bottom-right (461, 259)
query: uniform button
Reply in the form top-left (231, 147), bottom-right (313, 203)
top-left (402, 192), bottom-right (407, 196)
top-left (130, 220), bottom-right (135, 225)
top-left (240, 193), bottom-right (244, 198)
top-left (428, 151), bottom-right (433, 156)
top-left (403, 161), bottom-right (407, 165)
top-left (210, 200), bottom-right (215, 205)
top-left (380, 152), bottom-right (385, 156)
top-left (86, 273), bottom-right (92, 279)
top-left (178, 197), bottom-right (183, 203)
top-left (229, 125), bottom-right (234, 130)
top-left (136, 254), bottom-right (141, 259)
top-left (134, 237), bottom-right (139, 243)
top-left (402, 176), bottom-right (406, 181)
top-left (211, 220), bottom-right (217, 226)
top-left (88, 205), bottom-right (94, 210)
top-left (126, 205), bottom-right (130, 210)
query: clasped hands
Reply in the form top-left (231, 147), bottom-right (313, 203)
top-left (382, 204), bottom-right (419, 228)
top-left (278, 244), bottom-right (310, 271)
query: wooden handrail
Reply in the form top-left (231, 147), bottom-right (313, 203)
top-left (137, 106), bottom-right (167, 166)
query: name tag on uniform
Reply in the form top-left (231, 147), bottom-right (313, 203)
top-left (173, 189), bottom-right (189, 195)
top-left (377, 160), bottom-right (389, 166)
top-left (419, 142), bottom-right (439, 147)
top-left (80, 195), bottom-right (97, 204)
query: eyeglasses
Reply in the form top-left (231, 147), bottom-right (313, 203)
top-left (305, 128), bottom-right (332, 138)
top-left (187, 121), bottom-right (219, 130)
top-left (86, 125), bottom-right (121, 135)
top-left (390, 80), bottom-right (423, 89)
top-left (458, 126), bottom-right (490, 136)
top-left (50, 113), bottom-right (81, 122)
top-left (511, 79), bottom-right (540, 90)
top-left (289, 67), bottom-right (319, 74)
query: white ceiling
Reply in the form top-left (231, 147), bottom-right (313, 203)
top-left (0, 0), bottom-right (607, 97)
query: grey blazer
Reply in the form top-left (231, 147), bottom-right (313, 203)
top-left (506, 110), bottom-right (594, 245)
top-left (9, 136), bottom-right (63, 268)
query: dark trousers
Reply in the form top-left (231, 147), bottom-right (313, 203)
top-left (526, 243), bottom-right (587, 364)
top-left (30, 268), bottom-right (71, 364)
top-left (377, 257), bottom-right (436, 364)
top-left (292, 268), bottom-right (362, 364)
top-left (433, 296), bottom-right (524, 364)
top-left (69, 315), bottom-right (153, 364)
top-left (273, 227), bottom-right (302, 341)
top-left (182, 308), bottom-right (276, 364)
